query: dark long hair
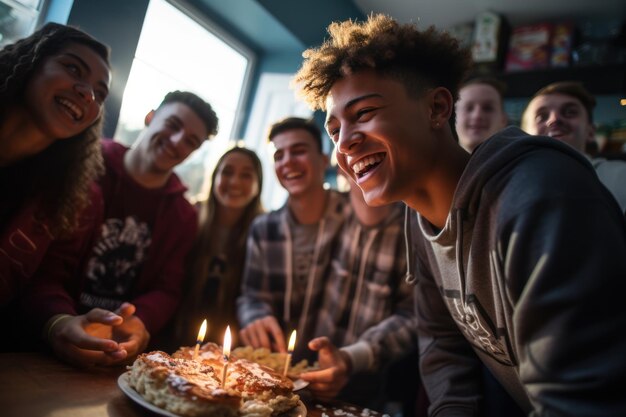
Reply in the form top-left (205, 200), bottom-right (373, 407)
top-left (0, 22), bottom-right (110, 236)
top-left (175, 146), bottom-right (264, 344)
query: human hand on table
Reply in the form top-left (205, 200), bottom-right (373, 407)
top-left (239, 316), bottom-right (286, 352)
top-left (47, 302), bottom-right (150, 368)
top-left (299, 336), bottom-right (351, 401)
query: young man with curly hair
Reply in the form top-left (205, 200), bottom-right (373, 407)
top-left (294, 14), bottom-right (626, 416)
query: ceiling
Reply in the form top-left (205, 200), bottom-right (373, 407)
top-left (353, 0), bottom-right (626, 29)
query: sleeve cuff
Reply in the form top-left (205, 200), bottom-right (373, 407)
top-left (340, 341), bottom-right (374, 373)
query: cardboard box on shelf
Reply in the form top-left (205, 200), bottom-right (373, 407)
top-left (550, 22), bottom-right (575, 68)
top-left (505, 23), bottom-right (552, 72)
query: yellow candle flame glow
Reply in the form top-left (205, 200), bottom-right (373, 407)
top-left (197, 319), bottom-right (208, 343)
top-left (283, 330), bottom-right (296, 378)
top-left (193, 319), bottom-right (207, 360)
top-left (193, 319), bottom-right (208, 361)
top-left (223, 326), bottom-right (231, 359)
top-left (287, 330), bottom-right (297, 353)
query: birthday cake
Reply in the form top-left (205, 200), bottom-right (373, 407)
top-left (126, 347), bottom-right (300, 417)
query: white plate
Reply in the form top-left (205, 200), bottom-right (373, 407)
top-left (292, 379), bottom-right (309, 391)
top-left (118, 372), bottom-right (179, 417)
top-left (118, 372), bottom-right (307, 417)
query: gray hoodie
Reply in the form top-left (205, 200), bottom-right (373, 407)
top-left (411, 127), bottom-right (626, 416)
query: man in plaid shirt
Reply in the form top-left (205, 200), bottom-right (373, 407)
top-left (237, 117), bottom-right (350, 360)
top-left (303, 172), bottom-right (417, 406)
top-left (238, 117), bottom-right (416, 405)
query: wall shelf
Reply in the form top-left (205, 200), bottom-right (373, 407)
top-left (487, 63), bottom-right (626, 98)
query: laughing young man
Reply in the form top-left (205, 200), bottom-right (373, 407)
top-left (237, 117), bottom-right (350, 361)
top-left (57, 91), bottom-right (218, 359)
top-left (293, 14), bottom-right (626, 416)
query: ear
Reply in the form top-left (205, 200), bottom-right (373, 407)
top-left (429, 87), bottom-right (453, 130)
top-left (144, 110), bottom-right (156, 126)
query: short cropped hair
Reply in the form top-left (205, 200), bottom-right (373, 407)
top-left (294, 14), bottom-right (472, 110)
top-left (526, 81), bottom-right (596, 123)
top-left (460, 76), bottom-right (507, 106)
top-left (159, 90), bottom-right (219, 138)
top-left (267, 117), bottom-right (323, 153)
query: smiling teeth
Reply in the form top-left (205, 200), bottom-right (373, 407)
top-left (285, 172), bottom-right (301, 179)
top-left (352, 153), bottom-right (384, 175)
top-left (57, 97), bottom-right (83, 120)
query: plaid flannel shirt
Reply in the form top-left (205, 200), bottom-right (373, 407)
top-left (237, 190), bottom-right (351, 361)
top-left (315, 202), bottom-right (416, 372)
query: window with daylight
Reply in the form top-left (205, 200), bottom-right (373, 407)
top-left (114, 0), bottom-right (254, 200)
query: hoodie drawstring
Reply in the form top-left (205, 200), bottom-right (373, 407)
top-left (284, 220), bottom-right (293, 324)
top-left (297, 219), bottom-right (325, 338)
top-left (404, 204), bottom-right (416, 284)
top-left (347, 229), bottom-right (378, 340)
top-left (455, 209), bottom-right (468, 311)
top-left (283, 215), bottom-right (327, 336)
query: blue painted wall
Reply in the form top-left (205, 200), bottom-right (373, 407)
top-left (65, 0), bottom-right (150, 137)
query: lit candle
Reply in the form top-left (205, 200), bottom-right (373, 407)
top-left (283, 330), bottom-right (297, 377)
top-left (193, 319), bottom-right (208, 361)
top-left (221, 326), bottom-right (231, 388)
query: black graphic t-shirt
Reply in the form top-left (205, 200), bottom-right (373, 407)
top-left (80, 216), bottom-right (152, 311)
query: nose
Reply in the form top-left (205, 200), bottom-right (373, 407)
top-left (74, 83), bottom-right (95, 103)
top-left (545, 110), bottom-right (561, 127)
top-left (336, 130), bottom-right (364, 155)
top-left (470, 107), bottom-right (483, 118)
top-left (169, 130), bottom-right (185, 146)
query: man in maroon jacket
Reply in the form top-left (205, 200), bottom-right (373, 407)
top-left (27, 91), bottom-right (218, 367)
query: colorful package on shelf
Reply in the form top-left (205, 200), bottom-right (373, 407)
top-left (550, 22), bottom-right (574, 67)
top-left (471, 11), bottom-right (503, 64)
top-left (505, 23), bottom-right (553, 72)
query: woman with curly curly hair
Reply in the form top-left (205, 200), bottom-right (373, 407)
top-left (0, 22), bottom-right (111, 305)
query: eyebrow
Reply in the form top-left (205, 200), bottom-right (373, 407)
top-left (63, 52), bottom-right (110, 94)
top-left (325, 93), bottom-right (383, 127)
top-left (167, 115), bottom-right (201, 143)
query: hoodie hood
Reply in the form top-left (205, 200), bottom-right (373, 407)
top-left (405, 126), bottom-right (594, 285)
top-left (452, 126), bottom-right (592, 217)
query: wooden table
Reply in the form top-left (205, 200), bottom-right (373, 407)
top-left (0, 352), bottom-right (386, 417)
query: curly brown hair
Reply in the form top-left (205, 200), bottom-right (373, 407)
top-left (294, 14), bottom-right (472, 111)
top-left (0, 23), bottom-right (110, 237)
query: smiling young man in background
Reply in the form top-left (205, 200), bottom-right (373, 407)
top-left (522, 81), bottom-right (626, 213)
top-left (455, 76), bottom-right (508, 153)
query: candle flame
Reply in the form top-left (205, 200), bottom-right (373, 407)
top-left (223, 326), bottom-right (231, 358)
top-left (287, 330), bottom-right (297, 352)
top-left (197, 319), bottom-right (207, 343)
